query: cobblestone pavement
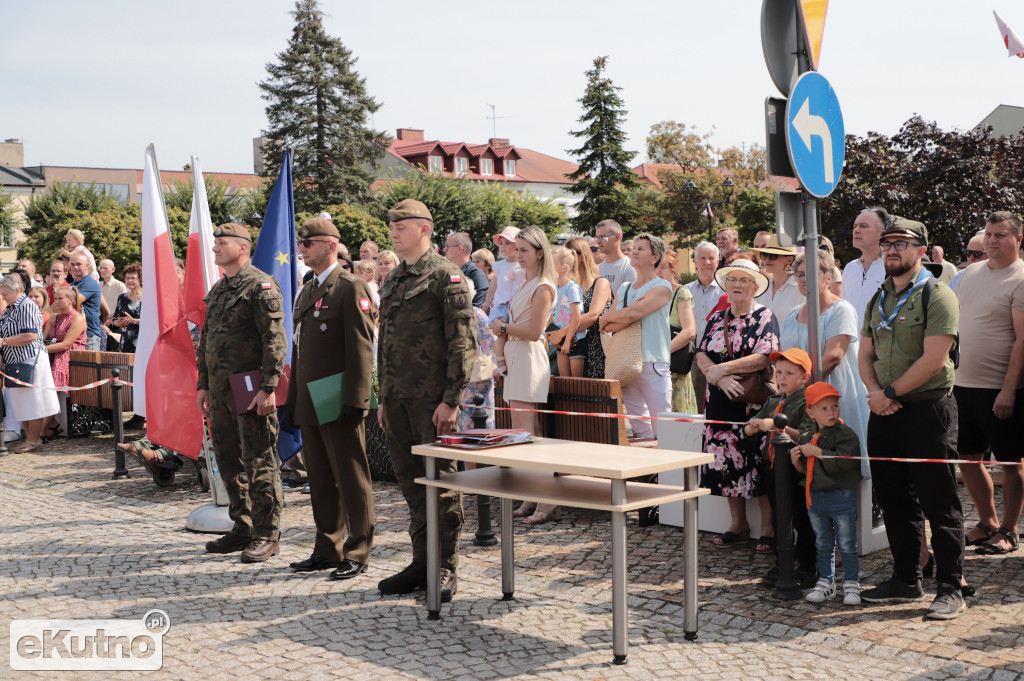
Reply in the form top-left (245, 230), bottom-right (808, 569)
top-left (1, 432), bottom-right (1022, 680)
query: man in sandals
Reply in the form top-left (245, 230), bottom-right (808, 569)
top-left (953, 211), bottom-right (1024, 557)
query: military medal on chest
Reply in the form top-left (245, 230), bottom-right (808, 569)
top-left (320, 322), bottom-right (327, 332)
top-left (314, 296), bottom-right (324, 318)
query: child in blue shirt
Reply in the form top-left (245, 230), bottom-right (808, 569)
top-left (546, 247), bottom-right (586, 377)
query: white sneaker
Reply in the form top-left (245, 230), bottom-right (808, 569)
top-left (805, 578), bottom-right (836, 603)
top-left (3, 430), bottom-right (21, 443)
top-left (843, 581), bottom-right (862, 606)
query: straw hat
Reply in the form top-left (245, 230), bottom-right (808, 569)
top-left (715, 258), bottom-right (770, 298)
top-left (751, 234), bottom-right (798, 257)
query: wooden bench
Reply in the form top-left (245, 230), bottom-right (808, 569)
top-left (68, 350), bottom-right (135, 411)
top-left (495, 376), bottom-right (628, 445)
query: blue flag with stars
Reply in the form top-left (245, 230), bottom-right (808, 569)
top-left (251, 148), bottom-right (302, 461)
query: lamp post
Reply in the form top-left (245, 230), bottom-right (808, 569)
top-left (684, 177), bottom-right (735, 241)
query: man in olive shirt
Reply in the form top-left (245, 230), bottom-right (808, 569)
top-left (376, 199), bottom-right (476, 602)
top-left (857, 217), bottom-right (966, 620)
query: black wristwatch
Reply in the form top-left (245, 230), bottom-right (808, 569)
top-left (883, 385), bottom-right (898, 401)
top-left (261, 385), bottom-right (275, 395)
top-left (501, 323), bottom-right (507, 335)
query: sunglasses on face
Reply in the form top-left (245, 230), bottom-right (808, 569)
top-left (298, 238), bottom-right (332, 248)
top-left (762, 253), bottom-right (782, 261)
top-left (966, 250), bottom-right (985, 259)
top-left (590, 246), bottom-right (599, 253)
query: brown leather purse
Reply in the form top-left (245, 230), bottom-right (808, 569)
top-left (720, 309), bottom-right (777, 405)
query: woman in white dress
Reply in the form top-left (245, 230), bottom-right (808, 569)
top-left (491, 225), bottom-right (557, 524)
top-left (0, 274), bottom-right (60, 452)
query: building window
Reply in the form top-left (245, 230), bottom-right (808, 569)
top-left (428, 155), bottom-right (443, 173)
top-left (455, 157), bottom-right (469, 174)
top-left (504, 160), bottom-right (516, 176)
top-left (480, 158), bottom-right (493, 176)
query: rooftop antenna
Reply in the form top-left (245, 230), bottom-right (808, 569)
top-left (486, 104), bottom-right (512, 139)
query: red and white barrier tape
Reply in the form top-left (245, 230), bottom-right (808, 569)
top-left (466, 403), bottom-right (1022, 467)
top-left (0, 372), bottom-right (132, 392)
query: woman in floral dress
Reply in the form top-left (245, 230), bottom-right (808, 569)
top-left (694, 259), bottom-right (779, 547)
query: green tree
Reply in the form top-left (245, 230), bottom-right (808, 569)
top-left (163, 175), bottom-right (248, 227)
top-left (565, 56), bottom-right (639, 233)
top-left (296, 202), bottom-right (391, 253)
top-left (0, 189), bottom-right (18, 248)
top-left (731, 188), bottom-right (776, 244)
top-left (259, 0), bottom-right (390, 213)
top-left (646, 121), bottom-right (716, 170)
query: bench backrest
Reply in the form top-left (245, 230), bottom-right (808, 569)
top-left (494, 376), bottom-right (628, 446)
top-left (68, 350), bottom-right (134, 411)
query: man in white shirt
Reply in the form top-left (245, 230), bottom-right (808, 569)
top-left (595, 219), bottom-right (637, 292)
top-left (752, 234), bottom-right (802, 333)
top-left (950, 233), bottom-right (986, 291)
top-left (842, 207), bottom-right (890, 331)
top-left (930, 245), bottom-right (958, 285)
top-left (684, 241), bottom-right (721, 412)
top-left (98, 259), bottom-right (128, 351)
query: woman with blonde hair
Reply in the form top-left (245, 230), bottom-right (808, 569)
top-left (60, 229), bottom-right (98, 280)
top-left (376, 249), bottom-right (400, 284)
top-left (491, 226), bottom-right (558, 524)
top-left (563, 237), bottom-right (611, 378)
top-left (471, 248), bottom-right (495, 282)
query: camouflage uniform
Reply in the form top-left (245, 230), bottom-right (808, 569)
top-left (197, 261), bottom-right (287, 541)
top-left (378, 249), bottom-right (476, 570)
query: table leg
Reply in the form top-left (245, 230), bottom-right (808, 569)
top-left (425, 456), bottom-right (441, 620)
top-left (683, 466), bottom-right (699, 641)
top-left (500, 497), bottom-right (515, 600)
top-left (610, 478), bottom-right (627, 665)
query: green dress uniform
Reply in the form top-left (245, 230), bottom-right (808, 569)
top-left (197, 261), bottom-right (287, 541)
top-left (378, 249), bottom-right (476, 570)
top-left (288, 262), bottom-right (377, 565)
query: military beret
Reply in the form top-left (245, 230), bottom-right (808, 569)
top-left (213, 223), bottom-right (252, 242)
top-left (881, 217), bottom-right (929, 247)
top-left (387, 199), bottom-right (433, 223)
top-left (299, 218), bottom-right (340, 239)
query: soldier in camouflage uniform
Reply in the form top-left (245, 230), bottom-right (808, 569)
top-left (196, 223), bottom-right (288, 564)
top-left (376, 199), bottom-right (477, 601)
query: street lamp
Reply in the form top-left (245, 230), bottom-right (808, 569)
top-left (684, 177), bottom-right (735, 241)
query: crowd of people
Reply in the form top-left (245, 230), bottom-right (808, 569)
top-left (6, 203), bottom-right (1020, 623)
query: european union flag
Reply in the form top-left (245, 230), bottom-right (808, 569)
top-left (251, 148), bottom-right (302, 461)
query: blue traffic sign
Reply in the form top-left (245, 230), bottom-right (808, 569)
top-left (786, 71), bottom-right (845, 198)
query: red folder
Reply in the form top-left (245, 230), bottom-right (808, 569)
top-left (228, 366), bottom-right (290, 414)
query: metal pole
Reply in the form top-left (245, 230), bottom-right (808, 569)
top-left (610, 479), bottom-right (628, 665)
top-left (683, 466), bottom-right (699, 641)
top-left (111, 369), bottom-right (129, 480)
top-left (0, 381), bottom-right (7, 455)
top-left (802, 192), bottom-right (823, 382)
top-left (770, 414), bottom-right (802, 600)
top-left (471, 395), bottom-right (497, 546)
top-left (425, 455), bottom-right (441, 620)
top-left (500, 497), bottom-right (515, 600)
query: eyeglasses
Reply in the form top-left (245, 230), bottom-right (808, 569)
top-left (762, 253), bottom-right (783, 261)
top-left (724, 277), bottom-right (755, 286)
top-left (594, 233), bottom-right (613, 240)
top-left (879, 240), bottom-right (921, 252)
top-left (590, 246), bottom-right (599, 253)
top-left (298, 238), bottom-right (332, 248)
top-left (966, 250), bottom-right (985, 259)
top-left (818, 243), bottom-right (830, 251)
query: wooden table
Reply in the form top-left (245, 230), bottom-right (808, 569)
top-left (413, 437), bottom-right (711, 664)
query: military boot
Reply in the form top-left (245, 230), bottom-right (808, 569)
top-left (378, 563), bottom-right (427, 595)
top-left (205, 533), bottom-right (252, 554)
top-left (240, 539), bottom-right (280, 563)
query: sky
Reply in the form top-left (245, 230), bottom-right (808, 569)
top-left (2, 1), bottom-right (1022, 176)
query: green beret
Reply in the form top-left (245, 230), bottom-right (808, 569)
top-left (387, 199), bottom-right (433, 223)
top-left (213, 223), bottom-right (252, 242)
top-left (881, 217), bottom-right (929, 247)
top-left (299, 218), bottom-right (340, 239)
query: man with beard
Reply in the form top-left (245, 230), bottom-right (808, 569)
top-left (857, 217), bottom-right (966, 620)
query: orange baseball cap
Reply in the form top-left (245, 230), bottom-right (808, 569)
top-left (769, 348), bottom-right (812, 374)
top-left (805, 381), bottom-right (842, 406)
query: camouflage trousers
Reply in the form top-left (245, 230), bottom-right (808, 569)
top-left (383, 398), bottom-right (463, 570)
top-left (208, 390), bottom-right (282, 541)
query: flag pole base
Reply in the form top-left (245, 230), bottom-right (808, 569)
top-left (184, 503), bottom-right (233, 534)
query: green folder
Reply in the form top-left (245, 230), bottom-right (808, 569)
top-left (307, 372), bottom-right (344, 424)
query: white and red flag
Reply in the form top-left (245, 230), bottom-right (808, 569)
top-left (704, 201), bottom-right (714, 220)
top-left (994, 11), bottom-right (1024, 58)
top-left (134, 144), bottom-right (204, 459)
top-left (183, 155), bottom-right (221, 330)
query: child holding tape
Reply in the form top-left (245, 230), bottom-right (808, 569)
top-left (790, 381), bottom-right (863, 605)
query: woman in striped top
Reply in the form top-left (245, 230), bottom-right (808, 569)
top-left (0, 274), bottom-right (60, 452)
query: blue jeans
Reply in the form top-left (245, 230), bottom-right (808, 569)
top-left (85, 334), bottom-right (102, 352)
top-left (808, 488), bottom-right (859, 583)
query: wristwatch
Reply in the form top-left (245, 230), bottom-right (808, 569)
top-left (883, 385), bottom-right (899, 401)
top-left (261, 385), bottom-right (274, 395)
top-left (500, 322), bottom-right (507, 335)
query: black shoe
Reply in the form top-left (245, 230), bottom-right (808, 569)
top-left (638, 506), bottom-right (660, 527)
top-left (205, 533), bottom-right (252, 554)
top-left (440, 568), bottom-right (457, 603)
top-left (760, 566), bottom-right (778, 588)
top-left (281, 478), bottom-right (305, 489)
top-left (330, 559), bottom-right (368, 581)
top-left (795, 568), bottom-right (819, 589)
top-left (290, 553), bottom-right (342, 572)
top-left (378, 563), bottom-right (427, 595)
top-left (861, 576), bottom-right (925, 603)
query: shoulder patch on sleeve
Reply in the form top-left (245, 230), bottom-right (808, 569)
top-left (359, 297), bottom-right (371, 312)
top-left (450, 274), bottom-right (462, 283)
top-left (261, 282), bottom-right (273, 290)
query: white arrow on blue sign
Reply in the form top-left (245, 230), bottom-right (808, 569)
top-left (786, 71), bottom-right (845, 198)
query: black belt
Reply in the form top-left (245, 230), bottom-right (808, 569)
top-left (901, 388), bottom-right (952, 403)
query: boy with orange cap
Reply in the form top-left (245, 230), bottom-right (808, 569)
top-left (791, 381), bottom-right (863, 605)
top-left (742, 348), bottom-right (817, 587)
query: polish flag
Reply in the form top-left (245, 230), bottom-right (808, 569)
top-left (705, 201), bottom-right (714, 219)
top-left (134, 144), bottom-right (204, 459)
top-left (183, 155), bottom-right (221, 330)
top-left (994, 11), bottom-right (1024, 58)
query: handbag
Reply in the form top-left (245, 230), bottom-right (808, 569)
top-left (720, 309), bottom-right (776, 405)
top-left (3, 360), bottom-right (36, 389)
top-left (601, 284), bottom-right (643, 387)
top-left (668, 288), bottom-right (695, 375)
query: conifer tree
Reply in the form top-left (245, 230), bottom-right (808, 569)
top-left (259, 0), bottom-right (389, 212)
top-left (565, 56), bottom-right (639, 232)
